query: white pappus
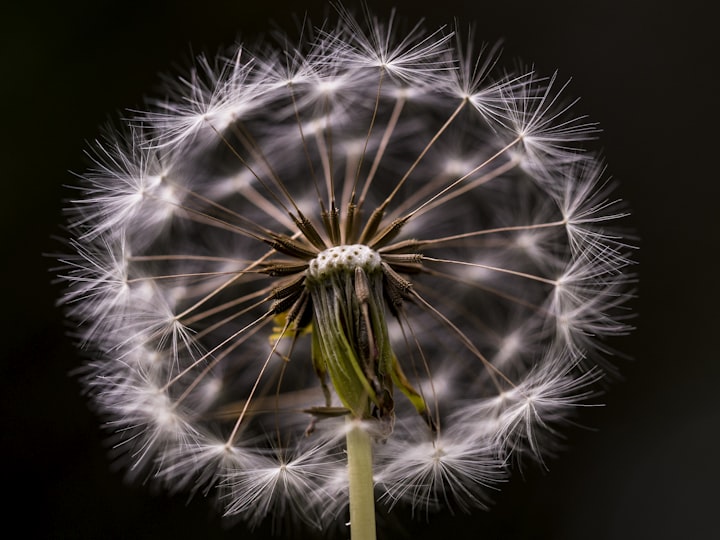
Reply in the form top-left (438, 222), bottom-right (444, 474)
top-left (56, 6), bottom-right (634, 535)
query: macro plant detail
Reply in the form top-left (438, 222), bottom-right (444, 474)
top-left (57, 9), bottom-right (633, 539)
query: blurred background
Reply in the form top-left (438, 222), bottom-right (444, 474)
top-left (2, 0), bottom-right (717, 538)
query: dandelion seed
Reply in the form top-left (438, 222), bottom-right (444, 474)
top-left (56, 7), bottom-right (634, 539)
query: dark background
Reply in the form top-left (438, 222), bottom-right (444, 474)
top-left (3, 1), bottom-right (717, 538)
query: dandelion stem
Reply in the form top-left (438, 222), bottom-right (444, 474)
top-left (346, 417), bottom-right (377, 540)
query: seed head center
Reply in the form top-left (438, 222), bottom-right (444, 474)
top-left (307, 244), bottom-right (381, 281)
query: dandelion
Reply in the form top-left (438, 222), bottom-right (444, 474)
top-left (57, 7), bottom-right (634, 540)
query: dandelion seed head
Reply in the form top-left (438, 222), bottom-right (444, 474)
top-left (57, 6), bottom-right (634, 533)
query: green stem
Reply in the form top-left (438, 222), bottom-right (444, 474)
top-left (346, 417), bottom-right (377, 540)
